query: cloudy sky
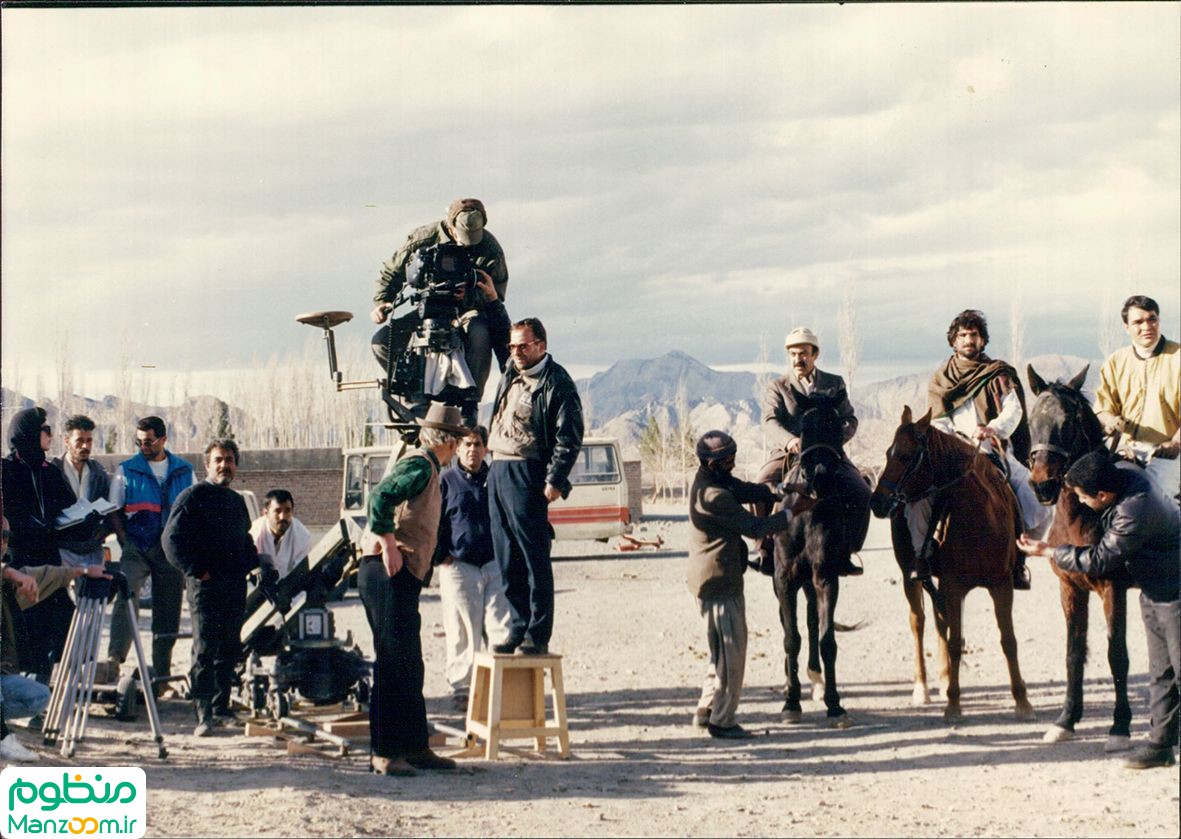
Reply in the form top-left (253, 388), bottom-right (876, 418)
top-left (2, 4), bottom-right (1178, 400)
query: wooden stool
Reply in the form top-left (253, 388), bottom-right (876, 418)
top-left (461, 651), bottom-right (570, 760)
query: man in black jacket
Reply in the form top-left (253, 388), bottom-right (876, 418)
top-left (1020, 452), bottom-right (1180, 769)
top-left (163, 439), bottom-right (274, 736)
top-left (486, 318), bottom-right (584, 655)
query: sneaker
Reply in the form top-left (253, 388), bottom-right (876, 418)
top-left (707, 723), bottom-right (755, 740)
top-left (1124, 745), bottom-right (1176, 770)
top-left (193, 718), bottom-right (215, 737)
top-left (404, 748), bottom-right (458, 771)
top-left (517, 642), bottom-right (549, 656)
top-left (370, 755), bottom-right (417, 777)
top-left (0, 733), bottom-right (40, 762)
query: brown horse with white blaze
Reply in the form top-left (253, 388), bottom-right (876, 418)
top-left (870, 406), bottom-right (1034, 722)
top-left (1026, 364), bottom-right (1133, 752)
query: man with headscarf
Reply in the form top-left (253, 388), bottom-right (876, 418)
top-left (2, 408), bottom-right (79, 681)
top-left (908, 309), bottom-right (1049, 588)
top-left (687, 430), bottom-right (811, 740)
top-left (370, 198), bottom-right (511, 408)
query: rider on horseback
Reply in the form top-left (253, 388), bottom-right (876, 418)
top-left (755, 327), bottom-right (866, 577)
top-left (907, 309), bottom-right (1050, 589)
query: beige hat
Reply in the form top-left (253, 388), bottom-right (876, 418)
top-left (419, 403), bottom-right (469, 434)
top-left (784, 327), bottom-right (820, 351)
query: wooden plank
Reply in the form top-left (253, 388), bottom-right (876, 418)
top-left (321, 721), bottom-right (371, 737)
top-left (244, 722), bottom-right (283, 738)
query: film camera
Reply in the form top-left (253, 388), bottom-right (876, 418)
top-left (295, 242), bottom-right (482, 442)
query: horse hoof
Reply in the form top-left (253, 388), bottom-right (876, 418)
top-left (1042, 725), bottom-right (1073, 744)
top-left (943, 706), bottom-right (963, 723)
top-left (1015, 704), bottom-right (1036, 721)
top-left (781, 708), bottom-right (803, 724)
top-left (911, 685), bottom-right (930, 706)
top-left (828, 714), bottom-right (853, 729)
top-left (1104, 735), bottom-right (1133, 753)
top-left (807, 669), bottom-right (824, 703)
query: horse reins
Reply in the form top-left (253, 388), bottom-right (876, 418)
top-left (877, 432), bottom-right (978, 505)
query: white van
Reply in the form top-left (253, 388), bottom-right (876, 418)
top-left (340, 437), bottom-right (631, 541)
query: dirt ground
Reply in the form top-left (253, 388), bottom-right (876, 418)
top-left (8, 504), bottom-right (1179, 838)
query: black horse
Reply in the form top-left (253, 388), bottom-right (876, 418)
top-left (772, 392), bottom-right (871, 727)
top-left (1026, 364), bottom-right (1134, 752)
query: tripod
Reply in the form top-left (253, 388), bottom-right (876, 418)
top-left (41, 572), bottom-right (168, 759)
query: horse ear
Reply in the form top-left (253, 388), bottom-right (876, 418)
top-left (914, 408), bottom-right (932, 434)
top-left (901, 405), bottom-right (913, 425)
top-left (1027, 364), bottom-right (1048, 396)
top-left (1066, 364), bottom-right (1089, 392)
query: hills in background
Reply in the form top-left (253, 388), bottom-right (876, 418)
top-left (2, 351), bottom-right (1099, 477)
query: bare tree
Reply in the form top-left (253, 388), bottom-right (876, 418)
top-left (839, 285), bottom-right (860, 393)
top-left (1008, 283), bottom-right (1027, 372)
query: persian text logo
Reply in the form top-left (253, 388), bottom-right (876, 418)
top-left (0, 767), bottom-right (145, 839)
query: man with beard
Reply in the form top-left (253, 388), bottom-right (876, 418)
top-left (1, 408), bottom-right (77, 681)
top-left (163, 440), bottom-right (273, 736)
top-left (754, 327), bottom-right (866, 576)
top-left (53, 415), bottom-right (118, 569)
top-left (249, 489), bottom-right (312, 580)
top-left (908, 309), bottom-right (1049, 587)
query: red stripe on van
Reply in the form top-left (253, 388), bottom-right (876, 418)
top-left (548, 506), bottom-right (629, 524)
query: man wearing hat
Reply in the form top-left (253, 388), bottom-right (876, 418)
top-left (688, 430), bottom-right (811, 739)
top-left (370, 198), bottom-right (511, 404)
top-left (754, 327), bottom-right (866, 576)
top-left (357, 403), bottom-right (468, 776)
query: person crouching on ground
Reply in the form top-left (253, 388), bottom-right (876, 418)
top-left (359, 403), bottom-right (467, 776)
top-left (434, 425), bottom-right (514, 712)
top-left (687, 430), bottom-right (812, 739)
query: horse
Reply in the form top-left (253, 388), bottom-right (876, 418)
top-left (771, 391), bottom-right (871, 727)
top-left (869, 406), bottom-right (1034, 722)
top-left (1026, 364), bottom-right (1134, 752)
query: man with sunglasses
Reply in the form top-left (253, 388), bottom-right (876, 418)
top-left (486, 317), bottom-right (583, 655)
top-left (105, 416), bottom-right (195, 686)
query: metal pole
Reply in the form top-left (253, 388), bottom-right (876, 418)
top-left (125, 597), bottom-right (168, 759)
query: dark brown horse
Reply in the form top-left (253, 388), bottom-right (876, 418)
top-left (772, 392), bottom-right (871, 727)
top-left (1026, 364), bottom-right (1133, 752)
top-left (870, 406), bottom-right (1034, 721)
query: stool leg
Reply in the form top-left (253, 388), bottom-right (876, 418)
top-left (533, 668), bottom-right (546, 753)
top-left (486, 663), bottom-right (504, 761)
top-left (550, 661), bottom-right (571, 758)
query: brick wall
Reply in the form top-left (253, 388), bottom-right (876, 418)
top-left (92, 448), bottom-right (345, 527)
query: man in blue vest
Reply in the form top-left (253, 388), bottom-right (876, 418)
top-left (105, 416), bottom-right (194, 684)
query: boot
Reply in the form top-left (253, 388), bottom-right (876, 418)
top-left (1012, 555), bottom-right (1031, 591)
top-left (908, 547), bottom-right (933, 583)
top-left (832, 555), bottom-right (864, 577)
top-left (193, 702), bottom-right (215, 737)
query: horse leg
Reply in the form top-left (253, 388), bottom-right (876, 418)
top-left (1046, 579), bottom-right (1089, 742)
top-left (815, 576), bottom-right (849, 726)
top-left (988, 583), bottom-right (1034, 720)
top-left (903, 577), bottom-right (930, 705)
top-left (775, 572), bottom-right (804, 723)
top-left (941, 587), bottom-right (965, 722)
top-left (1101, 583), bottom-right (1133, 751)
top-left (805, 579), bottom-right (823, 702)
top-left (930, 584), bottom-right (953, 699)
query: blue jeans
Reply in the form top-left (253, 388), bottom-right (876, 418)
top-left (0, 673), bottom-right (51, 719)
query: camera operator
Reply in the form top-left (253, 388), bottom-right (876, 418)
top-left (370, 198), bottom-right (510, 405)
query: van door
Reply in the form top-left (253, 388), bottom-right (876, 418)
top-left (548, 440), bottom-right (631, 541)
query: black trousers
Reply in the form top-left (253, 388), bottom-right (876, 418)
top-left (358, 557), bottom-right (429, 758)
top-left (1140, 593), bottom-right (1181, 749)
top-left (488, 459), bottom-right (554, 647)
top-left (186, 576), bottom-right (246, 714)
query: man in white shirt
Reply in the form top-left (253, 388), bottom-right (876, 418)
top-left (908, 309), bottom-right (1049, 588)
top-left (249, 489), bottom-right (313, 580)
top-left (52, 415), bottom-right (118, 568)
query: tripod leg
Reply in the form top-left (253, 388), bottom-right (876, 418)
top-left (126, 598), bottom-right (168, 759)
top-left (52, 594), bottom-right (96, 749)
top-left (62, 596), bottom-right (103, 757)
top-left (74, 595), bottom-right (110, 748)
top-left (42, 597), bottom-right (85, 744)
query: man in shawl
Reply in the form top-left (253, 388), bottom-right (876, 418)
top-left (250, 489), bottom-right (313, 580)
top-left (907, 309), bottom-right (1049, 588)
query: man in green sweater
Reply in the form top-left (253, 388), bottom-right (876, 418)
top-left (687, 431), bottom-right (811, 740)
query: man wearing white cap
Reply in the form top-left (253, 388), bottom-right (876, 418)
top-left (754, 327), bottom-right (866, 576)
top-left (370, 198), bottom-right (510, 404)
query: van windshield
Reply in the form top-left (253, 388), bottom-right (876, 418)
top-left (569, 445), bottom-right (619, 485)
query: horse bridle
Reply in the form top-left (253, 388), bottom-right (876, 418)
top-left (877, 431), bottom-right (975, 505)
top-left (1029, 387), bottom-right (1102, 465)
